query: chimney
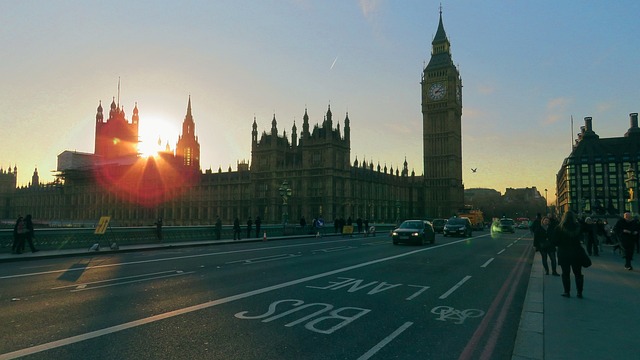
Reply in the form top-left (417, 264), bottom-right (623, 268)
top-left (581, 117), bottom-right (598, 139)
top-left (625, 112), bottom-right (640, 137)
top-left (584, 117), bottom-right (593, 132)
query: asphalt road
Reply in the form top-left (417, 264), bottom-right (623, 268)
top-left (0, 230), bottom-right (533, 360)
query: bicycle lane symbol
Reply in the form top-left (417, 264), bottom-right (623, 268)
top-left (430, 306), bottom-right (485, 325)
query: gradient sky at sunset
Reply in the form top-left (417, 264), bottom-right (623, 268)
top-left (2, 1), bottom-right (639, 203)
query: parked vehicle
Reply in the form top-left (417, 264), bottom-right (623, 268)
top-left (391, 220), bottom-right (435, 245)
top-left (443, 216), bottom-right (473, 237)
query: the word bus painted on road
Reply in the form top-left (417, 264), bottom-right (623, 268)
top-left (306, 277), bottom-right (430, 300)
top-left (235, 299), bottom-right (370, 334)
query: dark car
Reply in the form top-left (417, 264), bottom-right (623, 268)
top-left (392, 220), bottom-right (435, 245)
top-left (492, 218), bottom-right (516, 233)
top-left (432, 218), bottom-right (448, 233)
top-left (443, 217), bottom-right (472, 237)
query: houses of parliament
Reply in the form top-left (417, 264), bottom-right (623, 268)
top-left (1, 13), bottom-right (464, 226)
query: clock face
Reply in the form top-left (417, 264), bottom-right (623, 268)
top-left (428, 82), bottom-right (446, 100)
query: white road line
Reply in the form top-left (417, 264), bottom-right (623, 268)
top-left (311, 246), bottom-right (355, 253)
top-left (357, 322), bottom-right (414, 360)
top-left (70, 271), bottom-right (194, 292)
top-left (0, 238), bottom-right (471, 359)
top-left (497, 249), bottom-right (506, 255)
top-left (480, 258), bottom-right (495, 268)
top-left (51, 270), bottom-right (180, 290)
top-left (225, 254), bottom-right (300, 265)
top-left (439, 275), bottom-right (472, 299)
top-left (0, 238), bottom-right (379, 280)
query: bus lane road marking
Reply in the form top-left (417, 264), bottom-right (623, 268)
top-left (439, 275), bottom-right (472, 299)
top-left (0, 238), bottom-right (471, 360)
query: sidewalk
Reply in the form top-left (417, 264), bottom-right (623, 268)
top-left (513, 245), bottom-right (640, 360)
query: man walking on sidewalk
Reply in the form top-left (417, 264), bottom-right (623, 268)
top-left (614, 212), bottom-right (639, 270)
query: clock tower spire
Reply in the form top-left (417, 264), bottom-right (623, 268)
top-left (421, 9), bottom-right (464, 217)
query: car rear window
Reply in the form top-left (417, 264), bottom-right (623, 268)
top-left (447, 218), bottom-right (467, 225)
top-left (399, 221), bottom-right (424, 229)
top-left (500, 219), bottom-right (515, 225)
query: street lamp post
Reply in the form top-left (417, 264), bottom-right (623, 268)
top-left (278, 181), bottom-right (292, 225)
top-left (625, 166), bottom-right (637, 216)
top-left (544, 188), bottom-right (548, 215)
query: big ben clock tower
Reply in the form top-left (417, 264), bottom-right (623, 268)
top-left (422, 9), bottom-right (463, 218)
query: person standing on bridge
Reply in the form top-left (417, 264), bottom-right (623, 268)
top-left (255, 216), bottom-right (262, 238)
top-left (613, 212), bottom-right (639, 270)
top-left (534, 216), bottom-right (559, 276)
top-left (233, 217), bottom-right (241, 240)
top-left (215, 216), bottom-right (222, 240)
top-left (246, 217), bottom-right (253, 239)
top-left (554, 211), bottom-right (586, 298)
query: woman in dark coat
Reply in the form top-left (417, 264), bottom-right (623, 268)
top-left (554, 211), bottom-right (585, 298)
top-left (22, 214), bottom-right (39, 253)
top-left (533, 216), bottom-right (559, 276)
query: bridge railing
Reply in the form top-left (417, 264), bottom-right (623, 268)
top-left (0, 223), bottom-right (394, 253)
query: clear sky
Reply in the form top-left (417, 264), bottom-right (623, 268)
top-left (2, 1), bottom-right (639, 203)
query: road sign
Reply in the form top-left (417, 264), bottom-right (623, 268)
top-left (95, 216), bottom-right (111, 235)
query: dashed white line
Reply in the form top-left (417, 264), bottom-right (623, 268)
top-left (357, 322), bottom-right (414, 360)
top-left (480, 258), bottom-right (495, 268)
top-left (439, 275), bottom-right (472, 299)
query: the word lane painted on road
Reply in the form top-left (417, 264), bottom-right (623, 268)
top-left (307, 277), bottom-right (430, 301)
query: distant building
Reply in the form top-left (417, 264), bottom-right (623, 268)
top-left (556, 114), bottom-right (640, 216)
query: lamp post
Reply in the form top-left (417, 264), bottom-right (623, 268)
top-left (278, 180), bottom-right (292, 225)
top-left (625, 166), bottom-right (637, 216)
top-left (544, 188), bottom-right (548, 215)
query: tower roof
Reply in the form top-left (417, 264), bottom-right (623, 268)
top-left (432, 11), bottom-right (448, 44)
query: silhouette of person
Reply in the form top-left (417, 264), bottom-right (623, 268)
top-left (233, 217), bottom-right (241, 240)
top-left (555, 211), bottom-right (586, 298)
top-left (215, 216), bottom-right (222, 240)
top-left (246, 217), bottom-right (253, 238)
top-left (20, 214), bottom-right (39, 253)
top-left (614, 212), bottom-right (639, 270)
top-left (534, 216), bottom-right (559, 275)
top-left (255, 216), bottom-right (262, 238)
top-left (155, 217), bottom-right (163, 241)
top-left (12, 215), bottom-right (24, 254)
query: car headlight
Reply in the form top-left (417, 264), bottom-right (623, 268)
top-left (412, 232), bottom-right (419, 237)
top-left (392, 231), bottom-right (398, 236)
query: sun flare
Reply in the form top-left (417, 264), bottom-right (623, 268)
top-left (137, 115), bottom-right (178, 158)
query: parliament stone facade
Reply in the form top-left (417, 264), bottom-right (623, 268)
top-left (2, 12), bottom-right (465, 227)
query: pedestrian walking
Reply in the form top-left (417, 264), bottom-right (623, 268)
top-left (534, 216), bottom-right (559, 276)
top-left (12, 215), bottom-right (24, 254)
top-left (246, 217), bottom-right (253, 239)
top-left (300, 216), bottom-right (306, 233)
top-left (613, 212), bottom-right (639, 270)
top-left (215, 216), bottom-right (222, 240)
top-left (554, 211), bottom-right (587, 298)
top-left (255, 216), bottom-right (262, 238)
top-left (582, 217), bottom-right (599, 256)
top-left (21, 214), bottom-right (39, 253)
top-left (154, 217), bottom-right (163, 241)
top-left (233, 217), bottom-right (241, 240)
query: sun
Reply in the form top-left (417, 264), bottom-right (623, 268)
top-left (138, 137), bottom-right (161, 158)
top-left (137, 115), bottom-right (178, 158)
